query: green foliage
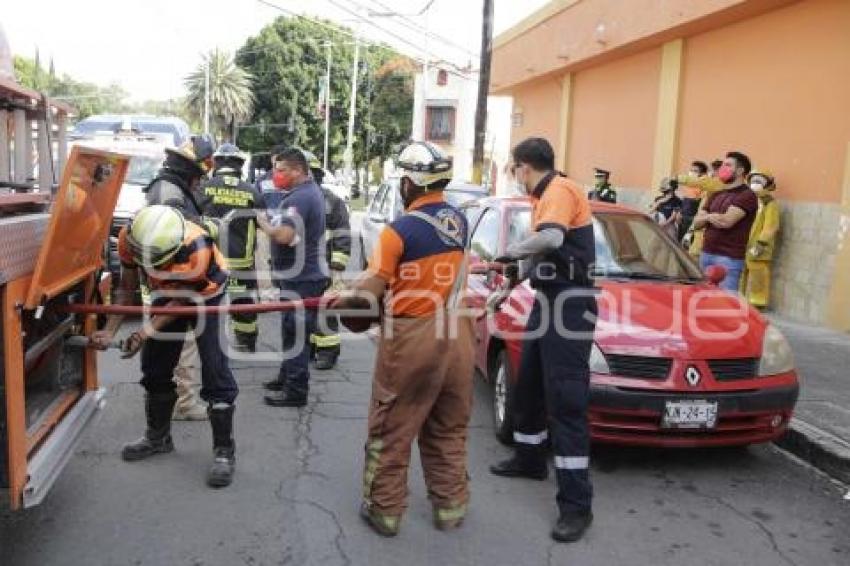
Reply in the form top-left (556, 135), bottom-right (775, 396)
top-left (184, 49), bottom-right (255, 142)
top-left (13, 55), bottom-right (131, 119)
top-left (234, 16), bottom-right (414, 169)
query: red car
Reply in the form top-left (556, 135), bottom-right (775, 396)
top-left (464, 196), bottom-right (799, 448)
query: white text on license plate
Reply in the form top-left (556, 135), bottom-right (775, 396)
top-left (662, 400), bottom-right (718, 429)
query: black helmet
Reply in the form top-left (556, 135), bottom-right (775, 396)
top-left (213, 142), bottom-right (246, 172)
top-left (163, 134), bottom-right (216, 179)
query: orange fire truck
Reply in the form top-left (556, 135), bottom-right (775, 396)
top-left (1, 75), bottom-right (128, 510)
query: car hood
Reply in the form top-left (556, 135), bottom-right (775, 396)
top-left (594, 282), bottom-right (766, 359)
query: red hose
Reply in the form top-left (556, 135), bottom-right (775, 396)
top-left (60, 297), bottom-right (328, 317)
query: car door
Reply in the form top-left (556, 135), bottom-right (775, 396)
top-left (360, 183), bottom-right (389, 261)
top-left (466, 206), bottom-right (504, 371)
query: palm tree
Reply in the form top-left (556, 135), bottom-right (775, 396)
top-left (184, 49), bottom-right (254, 141)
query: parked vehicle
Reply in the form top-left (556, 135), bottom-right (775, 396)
top-left (464, 196), bottom-right (799, 448)
top-left (358, 179), bottom-right (488, 267)
top-left (70, 114), bottom-right (191, 147)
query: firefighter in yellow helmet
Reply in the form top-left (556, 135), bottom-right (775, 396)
top-left (677, 159), bottom-right (725, 259)
top-left (740, 169), bottom-right (780, 308)
top-left (328, 141), bottom-right (475, 537)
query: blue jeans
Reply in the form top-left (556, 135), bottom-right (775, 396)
top-left (277, 279), bottom-right (328, 395)
top-left (700, 252), bottom-right (745, 292)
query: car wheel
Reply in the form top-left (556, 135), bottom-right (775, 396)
top-left (492, 349), bottom-right (515, 445)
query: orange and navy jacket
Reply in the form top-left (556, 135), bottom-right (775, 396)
top-left (117, 221), bottom-right (229, 298)
top-left (367, 192), bottom-right (468, 317)
top-left (529, 173), bottom-right (596, 289)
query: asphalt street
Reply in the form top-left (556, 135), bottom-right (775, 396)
top-left (1, 314), bottom-right (849, 566)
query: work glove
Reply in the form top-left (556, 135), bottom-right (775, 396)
top-left (681, 231), bottom-right (694, 250)
top-left (90, 330), bottom-right (116, 351)
top-left (120, 331), bottom-right (145, 359)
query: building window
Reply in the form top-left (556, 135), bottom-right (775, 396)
top-left (426, 106), bottom-right (456, 142)
top-left (436, 69), bottom-right (448, 86)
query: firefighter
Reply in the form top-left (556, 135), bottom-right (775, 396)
top-left (257, 148), bottom-right (328, 408)
top-left (91, 205), bottom-right (238, 488)
top-left (740, 169), bottom-right (780, 309)
top-left (588, 167), bottom-right (617, 203)
top-left (144, 134), bottom-right (217, 421)
top-left (329, 141), bottom-right (475, 537)
top-left (490, 137), bottom-right (598, 543)
top-left (300, 149), bottom-right (351, 370)
top-left (678, 163), bottom-right (725, 259)
top-left (200, 143), bottom-right (266, 352)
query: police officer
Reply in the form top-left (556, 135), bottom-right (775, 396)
top-left (588, 167), bottom-right (617, 203)
top-left (144, 134), bottom-right (217, 421)
top-left (257, 148), bottom-right (328, 407)
top-left (329, 141), bottom-right (475, 537)
top-left (300, 149), bottom-right (351, 370)
top-left (200, 143), bottom-right (266, 352)
top-left (91, 205), bottom-right (238, 488)
top-left (490, 137), bottom-right (598, 543)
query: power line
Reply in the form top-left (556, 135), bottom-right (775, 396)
top-left (356, 0), bottom-right (477, 58)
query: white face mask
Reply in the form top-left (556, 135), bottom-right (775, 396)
top-left (750, 182), bottom-right (765, 191)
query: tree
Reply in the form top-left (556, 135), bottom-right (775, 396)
top-left (234, 16), bottom-right (414, 172)
top-left (184, 49), bottom-right (255, 141)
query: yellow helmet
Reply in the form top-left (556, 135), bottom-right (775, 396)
top-left (397, 141), bottom-right (453, 188)
top-left (126, 205), bottom-right (186, 268)
top-left (747, 169), bottom-right (776, 190)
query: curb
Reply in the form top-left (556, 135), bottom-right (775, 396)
top-left (775, 418), bottom-right (850, 485)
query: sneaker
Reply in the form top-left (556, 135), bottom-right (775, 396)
top-left (489, 455), bottom-right (548, 480)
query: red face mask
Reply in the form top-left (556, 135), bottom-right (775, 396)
top-left (717, 164), bottom-right (736, 184)
top-left (273, 170), bottom-right (293, 190)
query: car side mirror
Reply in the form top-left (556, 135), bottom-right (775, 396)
top-left (705, 264), bottom-right (727, 285)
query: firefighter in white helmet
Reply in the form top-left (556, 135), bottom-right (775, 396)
top-left (328, 141), bottom-right (475, 537)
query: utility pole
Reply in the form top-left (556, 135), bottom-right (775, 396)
top-left (344, 33), bottom-right (360, 188)
top-left (472, 0), bottom-right (493, 185)
top-left (203, 54), bottom-right (211, 136)
top-left (323, 42), bottom-right (332, 171)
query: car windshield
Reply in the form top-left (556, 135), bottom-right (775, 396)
top-left (126, 155), bottom-right (162, 186)
top-left (72, 120), bottom-right (121, 135)
top-left (508, 208), bottom-right (703, 282)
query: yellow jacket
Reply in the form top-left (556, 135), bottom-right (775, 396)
top-left (676, 174), bottom-right (724, 196)
top-left (747, 196), bottom-right (781, 260)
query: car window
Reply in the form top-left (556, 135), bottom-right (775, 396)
top-left (369, 185), bottom-right (387, 216)
top-left (378, 187), bottom-right (393, 218)
top-left (507, 208), bottom-right (532, 248)
top-left (592, 214), bottom-right (702, 280)
top-left (470, 208), bottom-right (500, 261)
top-left (445, 189), bottom-right (484, 208)
top-left (126, 155), bottom-right (162, 186)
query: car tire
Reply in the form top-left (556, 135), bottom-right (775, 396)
top-left (492, 349), bottom-right (515, 445)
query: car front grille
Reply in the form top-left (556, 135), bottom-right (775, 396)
top-left (708, 358), bottom-right (759, 381)
top-left (606, 355), bottom-right (672, 380)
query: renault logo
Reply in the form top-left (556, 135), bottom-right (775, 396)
top-left (685, 366), bottom-right (702, 387)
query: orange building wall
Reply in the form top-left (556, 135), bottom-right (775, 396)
top-left (567, 48), bottom-right (661, 188)
top-left (509, 78), bottom-right (563, 154)
top-left (676, 0), bottom-right (850, 203)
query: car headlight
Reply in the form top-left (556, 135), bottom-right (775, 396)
top-left (589, 343), bottom-right (610, 374)
top-left (758, 325), bottom-right (795, 376)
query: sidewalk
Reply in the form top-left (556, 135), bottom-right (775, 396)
top-left (771, 316), bottom-right (850, 484)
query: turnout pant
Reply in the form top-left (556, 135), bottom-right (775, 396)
top-left (363, 315), bottom-right (475, 525)
top-left (741, 259), bottom-right (772, 308)
top-left (140, 294), bottom-right (238, 404)
top-left (277, 279), bottom-right (328, 395)
top-left (513, 289), bottom-right (597, 516)
top-left (312, 274), bottom-right (345, 356)
top-left (228, 273), bottom-right (259, 344)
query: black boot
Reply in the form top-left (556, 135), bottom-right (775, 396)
top-left (489, 446), bottom-right (548, 480)
top-left (551, 511), bottom-right (593, 543)
top-left (207, 403), bottom-right (236, 488)
top-left (314, 347), bottom-right (339, 370)
top-left (263, 376), bottom-right (285, 391)
top-left (122, 391), bottom-right (178, 461)
top-left (264, 388), bottom-right (307, 408)
top-left (234, 332), bottom-right (257, 353)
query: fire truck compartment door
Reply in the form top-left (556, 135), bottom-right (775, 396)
top-left (24, 146), bottom-right (129, 309)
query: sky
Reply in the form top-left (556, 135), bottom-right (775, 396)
top-left (2, 0), bottom-right (549, 102)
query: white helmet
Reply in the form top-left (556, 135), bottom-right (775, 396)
top-left (397, 141), bottom-right (453, 188)
top-left (126, 205), bottom-right (186, 268)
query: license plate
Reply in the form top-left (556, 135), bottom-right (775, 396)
top-left (662, 400), bottom-right (718, 429)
